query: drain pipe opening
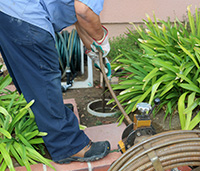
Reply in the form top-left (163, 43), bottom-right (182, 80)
top-left (87, 99), bottom-right (118, 117)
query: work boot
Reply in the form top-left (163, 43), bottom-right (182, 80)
top-left (55, 140), bottom-right (110, 164)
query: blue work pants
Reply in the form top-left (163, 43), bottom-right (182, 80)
top-left (0, 11), bottom-right (90, 161)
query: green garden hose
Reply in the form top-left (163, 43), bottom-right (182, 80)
top-left (55, 29), bottom-right (82, 91)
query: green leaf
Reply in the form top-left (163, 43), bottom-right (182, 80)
top-left (178, 43), bottom-right (199, 69)
top-left (140, 44), bottom-right (157, 55)
top-left (0, 160), bottom-right (8, 171)
top-left (182, 62), bottom-right (194, 77)
top-left (152, 59), bottom-right (179, 73)
top-left (160, 80), bottom-right (175, 97)
top-left (37, 132), bottom-right (48, 137)
top-left (149, 81), bottom-right (162, 105)
top-left (147, 32), bottom-right (167, 46)
top-left (195, 7), bottom-right (200, 37)
top-left (22, 99), bottom-right (35, 110)
top-left (165, 101), bottom-right (172, 119)
top-left (10, 145), bottom-right (24, 166)
top-left (125, 102), bottom-right (135, 114)
top-left (188, 111), bottom-right (200, 130)
top-left (124, 66), bottom-right (145, 77)
top-left (194, 47), bottom-right (200, 64)
top-left (112, 84), bottom-right (134, 90)
top-left (13, 142), bottom-right (31, 171)
top-left (117, 59), bottom-right (134, 65)
top-left (168, 52), bottom-right (182, 64)
top-left (0, 143), bottom-right (15, 171)
top-left (6, 93), bottom-right (17, 113)
top-left (131, 62), bottom-right (148, 75)
top-left (142, 67), bottom-right (159, 90)
top-left (10, 100), bottom-right (35, 130)
top-left (17, 134), bottom-right (33, 149)
top-left (111, 54), bottom-right (124, 63)
top-left (176, 73), bottom-right (195, 85)
top-left (184, 92), bottom-right (196, 130)
top-left (0, 128), bottom-right (12, 139)
top-left (22, 146), bottom-right (31, 171)
top-left (179, 83), bottom-right (200, 93)
top-left (0, 75), bottom-right (12, 91)
top-left (18, 118), bottom-right (35, 133)
top-left (0, 106), bottom-right (12, 122)
top-left (187, 5), bottom-right (196, 36)
top-left (24, 130), bottom-right (39, 140)
top-left (183, 98), bottom-right (200, 115)
top-left (26, 147), bottom-right (56, 170)
top-left (126, 95), bottom-right (142, 105)
top-left (28, 138), bottom-right (44, 144)
top-left (178, 92), bottom-right (188, 129)
top-left (79, 124), bottom-right (87, 130)
top-left (120, 87), bottom-right (135, 95)
top-left (3, 115), bottom-right (12, 130)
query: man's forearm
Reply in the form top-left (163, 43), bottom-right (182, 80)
top-left (75, 22), bottom-right (93, 50)
top-left (74, 0), bottom-right (104, 41)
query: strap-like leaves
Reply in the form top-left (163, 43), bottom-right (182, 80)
top-left (0, 74), bottom-right (55, 170)
top-left (0, 143), bottom-right (15, 171)
top-left (111, 5), bottom-right (200, 129)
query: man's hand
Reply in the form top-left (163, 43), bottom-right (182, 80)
top-left (85, 50), bottom-right (111, 80)
top-left (91, 26), bottom-right (110, 57)
top-left (87, 26), bottom-right (111, 80)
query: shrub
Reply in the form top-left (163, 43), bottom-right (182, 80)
top-left (108, 31), bottom-right (141, 61)
top-left (0, 73), bottom-right (55, 171)
top-left (110, 6), bottom-right (200, 130)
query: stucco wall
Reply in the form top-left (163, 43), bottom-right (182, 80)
top-left (100, 0), bottom-right (200, 38)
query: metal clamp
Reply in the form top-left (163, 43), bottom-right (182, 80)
top-left (143, 143), bottom-right (164, 171)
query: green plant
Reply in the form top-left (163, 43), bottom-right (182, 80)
top-left (108, 30), bottom-right (141, 61)
top-left (110, 5), bottom-right (200, 129)
top-left (178, 92), bottom-right (200, 130)
top-left (0, 74), bottom-right (55, 171)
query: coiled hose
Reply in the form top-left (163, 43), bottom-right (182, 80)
top-left (55, 29), bottom-right (81, 91)
top-left (108, 130), bottom-right (200, 171)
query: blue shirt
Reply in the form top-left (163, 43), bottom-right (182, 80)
top-left (0, 0), bottom-right (104, 38)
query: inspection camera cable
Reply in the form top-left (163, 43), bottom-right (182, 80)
top-left (97, 46), bottom-right (132, 124)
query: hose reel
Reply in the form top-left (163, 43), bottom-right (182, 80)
top-left (55, 29), bottom-right (81, 91)
top-left (56, 29), bottom-right (94, 91)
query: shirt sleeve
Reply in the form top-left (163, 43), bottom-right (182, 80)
top-left (78, 0), bottom-right (104, 15)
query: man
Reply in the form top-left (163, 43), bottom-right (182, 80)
top-left (0, 0), bottom-right (110, 164)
